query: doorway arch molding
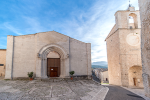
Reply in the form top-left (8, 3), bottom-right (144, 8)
top-left (38, 43), bottom-right (69, 79)
top-left (128, 65), bottom-right (143, 87)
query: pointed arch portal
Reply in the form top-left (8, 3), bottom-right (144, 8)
top-left (37, 44), bottom-right (69, 79)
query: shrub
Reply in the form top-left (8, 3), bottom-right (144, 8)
top-left (69, 71), bottom-right (75, 76)
top-left (28, 72), bottom-right (33, 78)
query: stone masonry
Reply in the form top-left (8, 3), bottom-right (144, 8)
top-left (0, 49), bottom-right (6, 76)
top-left (105, 6), bottom-right (143, 88)
top-left (139, 0), bottom-right (150, 97)
top-left (5, 31), bottom-right (92, 79)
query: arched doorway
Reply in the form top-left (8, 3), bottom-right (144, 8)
top-left (128, 66), bottom-right (143, 88)
top-left (37, 44), bottom-right (69, 79)
top-left (47, 51), bottom-right (60, 77)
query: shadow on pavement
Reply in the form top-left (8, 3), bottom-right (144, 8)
top-left (104, 85), bottom-right (144, 100)
top-left (127, 94), bottom-right (143, 98)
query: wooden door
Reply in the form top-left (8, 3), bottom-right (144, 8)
top-left (47, 58), bottom-right (60, 77)
top-left (133, 78), bottom-right (136, 86)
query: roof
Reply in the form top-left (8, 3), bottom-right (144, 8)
top-left (105, 24), bottom-right (117, 41)
top-left (97, 68), bottom-right (108, 72)
top-left (0, 49), bottom-right (6, 50)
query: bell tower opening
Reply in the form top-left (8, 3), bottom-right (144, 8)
top-left (129, 13), bottom-right (138, 29)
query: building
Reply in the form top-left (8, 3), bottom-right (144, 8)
top-left (105, 5), bottom-right (143, 88)
top-left (93, 68), bottom-right (109, 83)
top-left (139, 0), bottom-right (150, 97)
top-left (0, 49), bottom-right (6, 76)
top-left (5, 31), bottom-right (92, 79)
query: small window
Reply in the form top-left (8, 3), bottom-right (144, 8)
top-left (0, 64), bottom-right (4, 66)
top-left (130, 26), bottom-right (133, 29)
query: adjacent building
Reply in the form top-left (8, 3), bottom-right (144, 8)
top-left (5, 31), bottom-right (92, 79)
top-left (0, 49), bottom-right (6, 76)
top-left (105, 6), bottom-right (143, 88)
top-left (139, 0), bottom-right (150, 97)
top-left (93, 68), bottom-right (109, 83)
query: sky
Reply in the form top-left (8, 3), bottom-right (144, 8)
top-left (0, 0), bottom-right (139, 62)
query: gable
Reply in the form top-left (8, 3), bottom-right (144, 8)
top-left (37, 31), bottom-right (69, 44)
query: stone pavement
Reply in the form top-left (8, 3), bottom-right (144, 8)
top-left (0, 78), bottom-right (108, 100)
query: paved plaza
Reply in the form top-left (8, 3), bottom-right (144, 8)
top-left (0, 78), bottom-right (108, 100)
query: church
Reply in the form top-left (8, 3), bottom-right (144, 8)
top-left (5, 31), bottom-right (91, 79)
top-left (105, 5), bottom-right (143, 88)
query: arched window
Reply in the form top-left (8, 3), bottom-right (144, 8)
top-left (129, 13), bottom-right (138, 29)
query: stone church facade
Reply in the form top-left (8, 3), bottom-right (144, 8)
top-left (105, 6), bottom-right (143, 88)
top-left (5, 31), bottom-right (91, 79)
top-left (139, 0), bottom-right (150, 97)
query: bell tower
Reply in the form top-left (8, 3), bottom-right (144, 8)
top-left (114, 2), bottom-right (141, 30)
top-left (105, 2), bottom-right (143, 88)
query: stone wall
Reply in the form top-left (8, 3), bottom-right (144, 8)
top-left (0, 49), bottom-right (6, 76)
top-left (128, 66), bottom-right (143, 88)
top-left (106, 7), bottom-right (143, 88)
top-left (5, 31), bottom-right (91, 79)
top-left (114, 10), bottom-right (141, 29)
top-left (5, 36), bottom-right (14, 79)
top-left (119, 29), bottom-right (142, 87)
top-left (35, 31), bottom-right (70, 78)
top-left (70, 38), bottom-right (91, 76)
top-left (139, 0), bottom-right (150, 97)
top-left (106, 30), bottom-right (122, 86)
top-left (102, 71), bottom-right (109, 82)
top-left (13, 34), bottom-right (36, 78)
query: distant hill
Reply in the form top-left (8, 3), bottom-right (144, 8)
top-left (92, 61), bottom-right (108, 66)
top-left (92, 61), bottom-right (108, 69)
top-left (92, 65), bottom-right (107, 69)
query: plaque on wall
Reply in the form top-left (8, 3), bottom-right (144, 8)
top-left (126, 33), bottom-right (140, 46)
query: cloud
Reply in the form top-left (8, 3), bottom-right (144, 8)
top-left (0, 0), bottom-right (139, 62)
top-left (55, 0), bottom-right (117, 62)
top-left (3, 22), bottom-right (23, 35)
top-left (22, 16), bottom-right (47, 34)
top-left (53, 0), bottom-right (139, 62)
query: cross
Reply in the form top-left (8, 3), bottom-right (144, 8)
top-left (129, 0), bottom-right (131, 7)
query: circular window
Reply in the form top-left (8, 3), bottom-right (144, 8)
top-left (126, 33), bottom-right (140, 46)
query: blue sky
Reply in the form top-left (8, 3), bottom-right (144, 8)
top-left (0, 0), bottom-right (139, 62)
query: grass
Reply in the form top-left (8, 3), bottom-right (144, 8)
top-left (4, 79), bottom-right (10, 81)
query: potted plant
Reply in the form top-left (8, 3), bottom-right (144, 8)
top-left (69, 71), bottom-right (75, 80)
top-left (28, 72), bottom-right (33, 81)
